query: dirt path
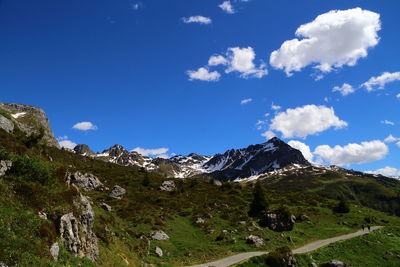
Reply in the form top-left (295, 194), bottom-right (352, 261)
top-left (189, 226), bottom-right (382, 267)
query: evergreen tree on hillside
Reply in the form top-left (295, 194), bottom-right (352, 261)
top-left (334, 196), bottom-right (350, 213)
top-left (248, 182), bottom-right (269, 217)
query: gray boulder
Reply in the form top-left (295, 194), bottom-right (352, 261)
top-left (60, 213), bottom-right (81, 257)
top-left (151, 230), bottom-right (170, 241)
top-left (66, 171), bottom-right (104, 191)
top-left (101, 202), bottom-right (112, 212)
top-left (0, 160), bottom-right (12, 177)
top-left (322, 260), bottom-right (349, 267)
top-left (213, 179), bottom-right (222, 186)
top-left (155, 246), bottom-right (163, 257)
top-left (0, 262), bottom-right (8, 267)
top-left (259, 210), bottom-right (296, 232)
top-left (195, 218), bottom-right (205, 224)
top-left (0, 115), bottom-right (14, 133)
top-left (159, 180), bottom-right (176, 192)
top-left (109, 185), bottom-right (126, 199)
top-left (50, 242), bottom-right (59, 261)
top-left (246, 235), bottom-right (264, 247)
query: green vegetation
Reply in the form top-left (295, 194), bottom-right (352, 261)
top-left (1, 127), bottom-right (400, 266)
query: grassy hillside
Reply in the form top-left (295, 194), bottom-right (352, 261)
top-left (1, 125), bottom-right (400, 266)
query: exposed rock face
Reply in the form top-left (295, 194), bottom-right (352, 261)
top-left (60, 195), bottom-right (99, 261)
top-left (66, 171), bottom-right (104, 191)
top-left (159, 180), bottom-right (176, 192)
top-left (246, 235), bottom-right (264, 247)
top-left (0, 160), bottom-right (12, 177)
top-left (259, 210), bottom-right (296, 232)
top-left (195, 218), bottom-right (205, 224)
top-left (150, 230), bottom-right (170, 241)
top-left (155, 247), bottom-right (163, 257)
top-left (321, 260), bottom-right (349, 267)
top-left (74, 144), bottom-right (94, 155)
top-left (109, 185), bottom-right (126, 199)
top-left (0, 115), bottom-right (14, 133)
top-left (50, 242), bottom-right (60, 262)
top-left (0, 103), bottom-right (59, 148)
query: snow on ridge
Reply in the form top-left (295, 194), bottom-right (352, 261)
top-left (11, 112), bottom-right (26, 119)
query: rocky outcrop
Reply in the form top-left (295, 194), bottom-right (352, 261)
top-left (246, 235), bottom-right (264, 247)
top-left (0, 160), bottom-right (12, 177)
top-left (159, 180), bottom-right (176, 192)
top-left (101, 202), bottom-right (112, 211)
top-left (60, 195), bottom-right (99, 261)
top-left (109, 185), bottom-right (126, 199)
top-left (259, 209), bottom-right (296, 232)
top-left (50, 242), bottom-right (60, 262)
top-left (0, 103), bottom-right (59, 148)
top-left (66, 171), bottom-right (105, 191)
top-left (0, 115), bottom-right (14, 133)
top-left (74, 144), bottom-right (94, 155)
top-left (150, 230), bottom-right (170, 241)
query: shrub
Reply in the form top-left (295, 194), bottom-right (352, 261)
top-left (266, 246), bottom-right (295, 267)
top-left (10, 154), bottom-right (53, 185)
top-left (333, 197), bottom-right (350, 213)
top-left (248, 182), bottom-right (269, 217)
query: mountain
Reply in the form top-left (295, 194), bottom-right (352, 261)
top-left (76, 137), bottom-right (310, 181)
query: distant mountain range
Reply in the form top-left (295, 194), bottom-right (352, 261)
top-left (74, 137), bottom-right (311, 181)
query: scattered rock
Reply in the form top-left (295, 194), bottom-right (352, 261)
top-left (109, 185), bottom-right (126, 199)
top-left (66, 171), bottom-right (104, 191)
top-left (0, 262), bottom-right (8, 267)
top-left (195, 218), bottom-right (205, 224)
top-left (159, 180), bottom-right (176, 192)
top-left (50, 242), bottom-right (59, 262)
top-left (259, 209), bottom-right (296, 232)
top-left (150, 230), bottom-right (170, 241)
top-left (101, 202), bottom-right (112, 212)
top-left (299, 214), bottom-right (310, 221)
top-left (246, 235), bottom-right (264, 247)
top-left (0, 115), bottom-right (14, 133)
top-left (0, 160), bottom-right (12, 177)
top-left (321, 260), bottom-right (349, 267)
top-left (239, 221), bottom-right (247, 225)
top-left (311, 262), bottom-right (318, 267)
top-left (38, 211), bottom-right (48, 220)
top-left (155, 247), bottom-right (163, 257)
top-left (213, 179), bottom-right (222, 186)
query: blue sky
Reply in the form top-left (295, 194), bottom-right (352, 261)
top-left (1, 0), bottom-right (399, 175)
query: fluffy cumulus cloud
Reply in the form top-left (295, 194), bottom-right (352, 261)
top-left (72, 121), bottom-right (98, 131)
top-left (269, 105), bottom-right (347, 139)
top-left (314, 140), bottom-right (388, 166)
top-left (366, 166), bottom-right (400, 178)
top-left (132, 2), bottom-right (143, 10)
top-left (397, 93), bottom-right (400, 99)
top-left (332, 83), bottom-right (355, 96)
top-left (132, 147), bottom-right (169, 157)
top-left (384, 134), bottom-right (399, 143)
top-left (187, 67), bottom-right (221, 81)
top-left (262, 130), bottom-right (276, 140)
top-left (225, 47), bottom-right (267, 78)
top-left (208, 55), bottom-right (228, 66)
top-left (219, 1), bottom-right (235, 14)
top-left (362, 72), bottom-right (400, 91)
top-left (270, 8), bottom-right (381, 76)
top-left (240, 98), bottom-right (252, 105)
top-left (182, 16), bottom-right (212, 25)
top-left (57, 136), bottom-right (77, 150)
top-left (381, 120), bottom-right (395, 126)
top-left (271, 103), bottom-right (281, 111)
top-left (288, 140), bottom-right (314, 162)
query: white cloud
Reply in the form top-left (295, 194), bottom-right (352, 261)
top-left (384, 134), bottom-right (398, 143)
top-left (225, 47), bottom-right (267, 78)
top-left (133, 147), bottom-right (169, 157)
top-left (366, 166), bottom-right (400, 177)
top-left (270, 8), bottom-right (381, 76)
top-left (240, 98), bottom-right (252, 105)
top-left (57, 136), bottom-right (77, 150)
top-left (187, 67), bottom-right (221, 81)
top-left (362, 72), bottom-right (400, 91)
top-left (332, 83), bottom-right (355, 96)
top-left (156, 154), bottom-right (170, 159)
top-left (397, 93), bottom-right (400, 99)
top-left (288, 140), bottom-right (314, 162)
top-left (269, 105), bottom-right (347, 139)
top-left (73, 122), bottom-right (98, 131)
top-left (271, 103), bottom-right (281, 111)
top-left (397, 141), bottom-right (400, 148)
top-left (132, 2), bottom-right (142, 10)
top-left (208, 55), bottom-right (228, 66)
top-left (182, 16), bottom-right (212, 25)
top-left (314, 140), bottom-right (388, 166)
top-left (262, 130), bottom-right (276, 140)
top-left (219, 1), bottom-right (235, 14)
top-left (381, 120), bottom-right (395, 126)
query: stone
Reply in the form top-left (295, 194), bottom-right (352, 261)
top-left (0, 160), bottom-right (12, 177)
top-left (0, 115), bottom-right (14, 133)
top-left (311, 262), bottom-right (318, 267)
top-left (110, 185), bottom-right (126, 199)
top-left (155, 247), bottom-right (163, 257)
top-left (50, 242), bottom-right (59, 261)
top-left (246, 235), bottom-right (264, 247)
top-left (299, 214), bottom-right (310, 221)
top-left (195, 218), bottom-right (205, 224)
top-left (73, 144), bottom-right (94, 155)
top-left (101, 202), bottom-right (112, 211)
top-left (259, 209), bottom-right (296, 232)
top-left (213, 179), bottom-right (222, 186)
top-left (66, 171), bottom-right (104, 191)
top-left (150, 230), bottom-right (170, 241)
top-left (159, 180), bottom-right (176, 192)
top-left (239, 221), bottom-right (247, 225)
top-left (38, 211), bottom-right (48, 220)
top-left (321, 260), bottom-right (349, 267)
top-left (0, 262), bottom-right (8, 267)
top-left (60, 213), bottom-right (81, 257)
